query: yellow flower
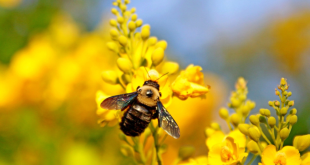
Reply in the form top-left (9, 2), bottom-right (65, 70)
top-left (301, 152), bottom-right (310, 165)
top-left (126, 67), bottom-right (172, 107)
top-left (208, 136), bottom-right (245, 165)
top-left (260, 145), bottom-right (301, 165)
top-left (206, 130), bottom-right (246, 150)
top-left (172, 64), bottom-right (210, 100)
top-left (293, 134), bottom-right (310, 152)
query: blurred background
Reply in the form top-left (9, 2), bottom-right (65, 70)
top-left (1, 0), bottom-right (310, 164)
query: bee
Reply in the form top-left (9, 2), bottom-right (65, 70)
top-left (100, 76), bottom-right (180, 139)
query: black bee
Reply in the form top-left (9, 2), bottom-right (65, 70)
top-left (100, 79), bottom-right (180, 139)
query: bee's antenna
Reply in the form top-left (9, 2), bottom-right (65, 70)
top-left (144, 67), bottom-right (151, 79)
top-left (156, 72), bottom-right (169, 81)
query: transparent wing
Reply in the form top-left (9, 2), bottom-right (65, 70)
top-left (157, 101), bottom-right (180, 139)
top-left (100, 92), bottom-right (138, 110)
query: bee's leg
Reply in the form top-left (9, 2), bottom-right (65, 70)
top-left (151, 110), bottom-right (158, 119)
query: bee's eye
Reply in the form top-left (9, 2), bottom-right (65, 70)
top-left (138, 88), bottom-right (142, 92)
top-left (146, 89), bottom-right (153, 97)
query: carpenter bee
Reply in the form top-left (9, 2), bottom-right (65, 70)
top-left (100, 75), bottom-right (180, 139)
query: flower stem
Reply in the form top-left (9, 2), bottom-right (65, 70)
top-left (246, 155), bottom-right (257, 165)
top-left (149, 122), bottom-right (162, 165)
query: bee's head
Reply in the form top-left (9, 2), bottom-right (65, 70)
top-left (136, 80), bottom-right (161, 107)
top-left (143, 80), bottom-right (160, 90)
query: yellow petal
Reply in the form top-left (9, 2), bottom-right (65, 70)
top-left (262, 145), bottom-right (277, 165)
top-left (281, 146), bottom-right (301, 165)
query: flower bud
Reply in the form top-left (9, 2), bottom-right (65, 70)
top-left (274, 101), bottom-right (280, 107)
top-left (293, 134), bottom-right (310, 152)
top-left (280, 107), bottom-right (288, 116)
top-left (247, 140), bottom-right (259, 154)
top-left (289, 115), bottom-right (297, 125)
top-left (287, 91), bottom-right (292, 97)
top-left (118, 35), bottom-right (128, 46)
top-left (241, 106), bottom-right (250, 116)
top-left (124, 0), bottom-right (130, 4)
top-left (120, 4), bottom-right (127, 11)
top-left (231, 98), bottom-right (241, 107)
top-left (230, 113), bottom-right (240, 127)
top-left (117, 57), bottom-right (132, 73)
top-left (268, 101), bottom-right (274, 107)
top-left (239, 94), bottom-right (246, 101)
top-left (248, 101), bottom-right (256, 110)
top-left (101, 70), bottom-right (118, 84)
top-left (268, 117), bottom-right (276, 128)
top-left (106, 42), bottom-right (118, 52)
top-left (147, 37), bottom-right (157, 46)
top-left (280, 78), bottom-right (287, 86)
top-left (112, 2), bottom-right (118, 6)
top-left (136, 19), bottom-right (143, 27)
top-left (121, 73), bottom-right (131, 85)
top-left (155, 40), bottom-right (168, 50)
top-left (280, 128), bottom-right (290, 140)
top-left (141, 25), bottom-right (150, 40)
top-left (238, 124), bottom-right (250, 135)
top-left (130, 7), bottom-right (136, 13)
top-left (249, 115), bottom-right (259, 126)
top-left (151, 48), bottom-right (164, 66)
top-left (111, 8), bottom-right (118, 14)
top-left (259, 109), bottom-right (265, 115)
top-left (178, 146), bottom-right (195, 160)
top-left (248, 126), bottom-right (261, 142)
top-left (110, 29), bottom-right (118, 37)
top-left (290, 108), bottom-right (297, 115)
top-left (283, 91), bottom-right (288, 96)
top-left (128, 21), bottom-right (136, 32)
top-left (131, 14), bottom-right (138, 21)
top-left (160, 61), bottom-right (179, 75)
top-left (288, 100), bottom-right (294, 107)
top-left (210, 122), bottom-right (220, 130)
top-left (120, 146), bottom-right (133, 157)
top-left (205, 128), bottom-right (215, 137)
top-left (117, 16), bottom-right (124, 24)
top-left (275, 89), bottom-right (280, 96)
top-left (110, 19), bottom-right (118, 27)
top-left (219, 108), bottom-right (229, 119)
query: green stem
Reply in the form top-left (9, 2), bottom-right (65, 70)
top-left (149, 122), bottom-right (162, 165)
top-left (258, 125), bottom-right (272, 145)
top-left (132, 137), bottom-right (147, 164)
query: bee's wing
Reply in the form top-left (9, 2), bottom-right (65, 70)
top-left (100, 92), bottom-right (138, 110)
top-left (157, 101), bottom-right (180, 139)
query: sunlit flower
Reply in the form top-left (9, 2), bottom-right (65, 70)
top-left (293, 134), bottom-right (310, 152)
top-left (208, 136), bottom-right (246, 165)
top-left (260, 145), bottom-right (301, 165)
top-left (172, 64), bottom-right (210, 100)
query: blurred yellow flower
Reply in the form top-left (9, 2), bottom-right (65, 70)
top-left (208, 136), bottom-right (245, 165)
top-left (260, 145), bottom-right (301, 165)
top-left (172, 64), bottom-right (210, 100)
top-left (0, 0), bottom-right (21, 8)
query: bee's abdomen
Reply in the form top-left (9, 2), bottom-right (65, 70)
top-left (120, 104), bottom-right (153, 136)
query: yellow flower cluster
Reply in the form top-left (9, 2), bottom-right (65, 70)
top-left (96, 1), bottom-right (211, 164)
top-left (96, 0), bottom-right (210, 127)
top-left (180, 78), bottom-right (310, 165)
